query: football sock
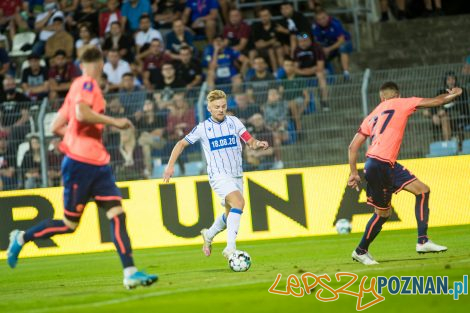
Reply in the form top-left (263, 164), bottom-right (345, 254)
top-left (415, 192), bottom-right (430, 244)
top-left (110, 213), bottom-right (134, 268)
top-left (23, 219), bottom-right (74, 242)
top-left (206, 213), bottom-right (226, 240)
top-left (356, 213), bottom-right (389, 254)
top-left (123, 266), bottom-right (138, 278)
top-left (226, 208), bottom-right (242, 250)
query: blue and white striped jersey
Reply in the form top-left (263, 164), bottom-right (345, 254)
top-left (184, 116), bottom-right (247, 178)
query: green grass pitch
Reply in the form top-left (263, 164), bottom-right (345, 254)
top-left (1, 225), bottom-right (469, 313)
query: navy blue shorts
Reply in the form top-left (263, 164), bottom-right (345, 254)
top-left (61, 156), bottom-right (122, 221)
top-left (364, 158), bottom-right (417, 210)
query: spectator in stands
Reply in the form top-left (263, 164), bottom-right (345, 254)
top-left (75, 22), bottom-right (100, 60)
top-left (153, 0), bottom-right (185, 30)
top-left (244, 113), bottom-right (274, 171)
top-left (166, 92), bottom-right (195, 141)
top-left (246, 56), bottom-right (275, 105)
top-left (45, 16), bottom-right (74, 60)
top-left (427, 72), bottom-right (470, 146)
top-left (1, 75), bottom-right (30, 133)
top-left (59, 0), bottom-right (80, 13)
top-left (279, 1), bottom-right (311, 57)
top-left (48, 49), bottom-right (79, 100)
top-left (313, 8), bottom-right (352, 80)
top-left (121, 0), bottom-right (153, 33)
top-left (165, 19), bottom-right (194, 59)
top-left (0, 132), bottom-right (17, 190)
top-left (307, 0), bottom-right (322, 10)
top-left (293, 33), bottom-right (328, 111)
top-left (182, 0), bottom-right (218, 43)
top-left (115, 126), bottom-right (145, 181)
top-left (103, 48), bottom-right (132, 92)
top-left (250, 7), bottom-right (287, 72)
top-left (98, 0), bottom-right (121, 38)
top-left (32, 0), bottom-right (65, 55)
top-left (133, 99), bottom-right (167, 178)
top-left (380, 0), bottom-right (406, 22)
top-left (152, 62), bottom-right (185, 102)
top-left (47, 137), bottom-right (63, 186)
top-left (463, 55), bottom-right (470, 86)
top-left (142, 39), bottom-right (172, 90)
top-left (21, 53), bottom-right (49, 101)
top-left (0, 0), bottom-right (28, 39)
top-left (21, 135), bottom-right (41, 189)
top-left (67, 0), bottom-right (99, 36)
top-left (232, 92), bottom-right (261, 124)
top-left (262, 87), bottom-right (288, 169)
top-left (102, 21), bottom-right (135, 63)
top-left (174, 45), bottom-right (202, 89)
top-left (0, 42), bottom-right (10, 93)
top-left (135, 14), bottom-right (164, 55)
top-left (105, 97), bottom-right (127, 169)
top-left (223, 8), bottom-right (250, 56)
top-left (203, 34), bottom-right (248, 91)
top-left (277, 57), bottom-right (309, 137)
top-left (119, 72), bottom-right (145, 114)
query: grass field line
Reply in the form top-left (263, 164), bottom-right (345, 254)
top-left (24, 258), bottom-right (470, 313)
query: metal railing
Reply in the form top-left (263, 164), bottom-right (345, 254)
top-left (1, 63), bottom-right (469, 191)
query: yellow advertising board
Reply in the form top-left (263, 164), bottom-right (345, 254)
top-left (1, 156), bottom-right (469, 259)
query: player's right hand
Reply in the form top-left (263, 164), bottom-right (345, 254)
top-left (113, 118), bottom-right (133, 130)
top-left (447, 87), bottom-right (462, 96)
top-left (348, 173), bottom-right (361, 192)
top-left (163, 166), bottom-right (174, 183)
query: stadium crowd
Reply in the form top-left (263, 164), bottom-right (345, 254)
top-left (0, 0), bottom-right (466, 191)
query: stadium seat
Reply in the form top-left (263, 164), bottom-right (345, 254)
top-left (184, 161), bottom-right (204, 176)
top-left (426, 140), bottom-right (458, 157)
top-left (460, 139), bottom-right (470, 155)
top-left (9, 32), bottom-right (36, 57)
top-left (43, 112), bottom-right (58, 137)
top-left (152, 160), bottom-right (182, 179)
top-left (16, 142), bottom-right (30, 167)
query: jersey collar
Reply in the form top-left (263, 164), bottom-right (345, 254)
top-left (208, 116), bottom-right (227, 124)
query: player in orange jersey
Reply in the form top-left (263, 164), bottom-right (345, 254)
top-left (7, 47), bottom-right (158, 289)
top-left (348, 82), bottom-right (462, 265)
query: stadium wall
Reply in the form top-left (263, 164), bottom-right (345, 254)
top-left (1, 156), bottom-right (469, 259)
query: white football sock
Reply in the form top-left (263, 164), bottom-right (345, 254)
top-left (123, 266), bottom-right (137, 278)
top-left (206, 213), bottom-right (226, 240)
top-left (226, 208), bottom-right (242, 250)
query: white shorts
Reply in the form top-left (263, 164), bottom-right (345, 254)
top-left (209, 175), bottom-right (244, 207)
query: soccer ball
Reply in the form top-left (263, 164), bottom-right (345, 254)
top-left (228, 250), bottom-right (251, 272)
top-left (336, 219), bottom-right (352, 234)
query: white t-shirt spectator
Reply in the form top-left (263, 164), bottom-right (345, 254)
top-left (103, 60), bottom-right (131, 85)
top-left (36, 10), bottom-right (65, 41)
top-left (135, 28), bottom-right (164, 47)
top-left (75, 38), bottom-right (101, 50)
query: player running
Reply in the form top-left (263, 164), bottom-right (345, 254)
top-left (163, 90), bottom-right (269, 259)
top-left (348, 82), bottom-right (462, 265)
top-left (6, 47), bottom-right (158, 289)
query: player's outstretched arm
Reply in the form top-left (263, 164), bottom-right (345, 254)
top-left (246, 137), bottom-right (269, 150)
top-left (417, 87), bottom-right (463, 108)
top-left (163, 139), bottom-right (190, 183)
top-left (348, 133), bottom-right (367, 191)
top-left (76, 103), bottom-right (132, 129)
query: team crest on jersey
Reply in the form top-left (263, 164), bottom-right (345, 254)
top-left (208, 127), bottom-right (212, 131)
top-left (229, 123), bottom-right (234, 129)
top-left (83, 81), bottom-right (93, 92)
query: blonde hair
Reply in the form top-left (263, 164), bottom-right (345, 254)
top-left (207, 90), bottom-right (227, 104)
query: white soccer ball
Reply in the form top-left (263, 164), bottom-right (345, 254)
top-left (336, 219), bottom-right (352, 234)
top-left (228, 250), bottom-right (252, 272)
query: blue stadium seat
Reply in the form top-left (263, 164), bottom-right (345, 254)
top-left (460, 139), bottom-right (470, 155)
top-left (426, 140), bottom-right (458, 157)
top-left (184, 161), bottom-right (204, 176)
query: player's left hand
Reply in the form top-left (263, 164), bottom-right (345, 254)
top-left (256, 140), bottom-right (269, 150)
top-left (348, 173), bottom-right (361, 192)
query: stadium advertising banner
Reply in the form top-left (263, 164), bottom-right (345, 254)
top-left (0, 156), bottom-right (469, 259)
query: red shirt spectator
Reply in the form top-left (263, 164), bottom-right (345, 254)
top-left (223, 9), bottom-right (250, 53)
top-left (98, 0), bottom-right (121, 38)
top-left (166, 93), bottom-right (196, 141)
top-left (0, 0), bottom-right (21, 18)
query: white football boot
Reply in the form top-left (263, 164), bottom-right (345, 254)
top-left (352, 250), bottom-right (379, 265)
top-left (200, 229), bottom-right (212, 257)
top-left (416, 240), bottom-right (447, 254)
top-left (222, 247), bottom-right (236, 259)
